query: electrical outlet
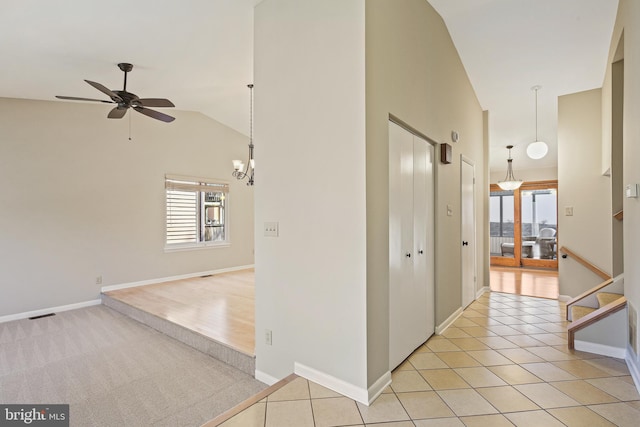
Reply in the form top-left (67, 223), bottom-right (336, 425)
top-left (96, 275), bottom-right (103, 285)
top-left (265, 329), bottom-right (273, 346)
top-left (264, 222), bottom-right (279, 237)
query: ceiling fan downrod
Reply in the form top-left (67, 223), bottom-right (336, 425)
top-left (118, 63), bottom-right (133, 91)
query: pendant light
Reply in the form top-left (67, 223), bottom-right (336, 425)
top-left (526, 85), bottom-right (548, 160)
top-left (232, 84), bottom-right (255, 186)
top-left (497, 145), bottom-right (523, 190)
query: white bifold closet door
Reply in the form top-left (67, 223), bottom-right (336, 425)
top-left (389, 121), bottom-right (435, 370)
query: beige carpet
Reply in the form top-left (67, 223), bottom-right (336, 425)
top-left (0, 305), bottom-right (266, 426)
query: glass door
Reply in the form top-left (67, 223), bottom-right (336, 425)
top-left (490, 181), bottom-right (558, 269)
top-left (520, 183), bottom-right (558, 268)
top-left (490, 188), bottom-right (520, 267)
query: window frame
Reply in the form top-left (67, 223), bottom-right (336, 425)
top-left (164, 174), bottom-right (230, 251)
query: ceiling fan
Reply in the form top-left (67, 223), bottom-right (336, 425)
top-left (56, 63), bottom-right (175, 123)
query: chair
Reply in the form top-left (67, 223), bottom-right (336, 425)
top-left (537, 228), bottom-right (557, 259)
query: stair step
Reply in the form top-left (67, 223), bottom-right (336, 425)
top-left (571, 305), bottom-right (597, 321)
top-left (597, 292), bottom-right (623, 307)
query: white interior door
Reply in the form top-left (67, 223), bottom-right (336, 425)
top-left (461, 157), bottom-right (476, 308)
top-left (389, 121), bottom-right (434, 370)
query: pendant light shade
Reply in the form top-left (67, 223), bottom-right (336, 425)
top-left (497, 145), bottom-right (523, 191)
top-left (527, 141), bottom-right (548, 159)
top-left (526, 85), bottom-right (548, 160)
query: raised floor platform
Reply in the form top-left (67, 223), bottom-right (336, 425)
top-left (101, 269), bottom-right (256, 376)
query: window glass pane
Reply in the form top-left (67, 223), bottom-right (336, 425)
top-left (489, 196), bottom-right (501, 225)
top-left (521, 188), bottom-right (557, 259)
top-left (490, 190), bottom-right (515, 256)
top-left (203, 192), bottom-right (226, 242)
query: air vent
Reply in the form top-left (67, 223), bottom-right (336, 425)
top-left (29, 313), bottom-right (56, 320)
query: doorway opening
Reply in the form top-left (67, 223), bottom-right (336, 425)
top-left (490, 180), bottom-right (558, 270)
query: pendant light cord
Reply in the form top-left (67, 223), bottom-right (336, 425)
top-left (535, 87), bottom-right (538, 142)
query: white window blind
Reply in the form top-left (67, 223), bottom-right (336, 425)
top-left (166, 189), bottom-right (198, 244)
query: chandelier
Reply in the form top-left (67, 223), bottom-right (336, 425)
top-left (497, 145), bottom-right (523, 190)
top-left (232, 84), bottom-right (255, 185)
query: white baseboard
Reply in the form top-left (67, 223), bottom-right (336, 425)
top-left (101, 264), bottom-right (255, 293)
top-left (294, 362), bottom-right (369, 405)
top-left (626, 344), bottom-right (640, 393)
top-left (254, 370), bottom-right (280, 386)
top-left (0, 299), bottom-right (101, 324)
top-left (436, 307), bottom-right (463, 335)
top-left (367, 371), bottom-right (391, 405)
top-left (476, 286), bottom-right (490, 299)
top-left (558, 295), bottom-right (572, 302)
top-left (575, 340), bottom-right (627, 359)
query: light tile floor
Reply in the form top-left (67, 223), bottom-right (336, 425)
top-left (214, 292), bottom-right (640, 426)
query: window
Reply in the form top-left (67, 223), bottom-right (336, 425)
top-left (490, 190), bottom-right (514, 237)
top-left (165, 175), bottom-right (229, 249)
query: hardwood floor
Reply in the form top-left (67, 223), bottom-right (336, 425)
top-left (490, 265), bottom-right (559, 299)
top-left (103, 266), bottom-right (556, 360)
top-left (104, 269), bottom-right (255, 356)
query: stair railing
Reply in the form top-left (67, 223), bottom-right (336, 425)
top-left (567, 295), bottom-right (627, 349)
top-left (559, 246), bottom-right (611, 281)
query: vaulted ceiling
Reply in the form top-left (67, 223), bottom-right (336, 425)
top-left (1, 0), bottom-right (619, 172)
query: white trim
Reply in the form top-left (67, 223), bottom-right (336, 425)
top-left (0, 299), bottom-right (101, 324)
top-left (367, 371), bottom-right (392, 405)
top-left (254, 370), bottom-right (280, 386)
top-left (558, 295), bottom-right (572, 302)
top-left (625, 344), bottom-right (640, 393)
top-left (476, 286), bottom-right (490, 299)
top-left (101, 264), bottom-right (254, 293)
top-left (294, 362), bottom-right (369, 405)
top-left (574, 340), bottom-right (627, 359)
top-left (164, 242), bottom-right (231, 253)
top-left (436, 307), bottom-right (463, 335)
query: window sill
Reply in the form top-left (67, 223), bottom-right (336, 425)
top-left (164, 242), bottom-right (231, 253)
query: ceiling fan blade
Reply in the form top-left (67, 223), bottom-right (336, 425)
top-left (56, 95), bottom-right (114, 104)
top-left (108, 106), bottom-right (128, 119)
top-left (84, 80), bottom-right (122, 102)
top-left (133, 106), bottom-right (175, 123)
top-left (136, 98), bottom-right (175, 108)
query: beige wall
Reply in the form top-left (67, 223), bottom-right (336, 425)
top-left (254, 0), bottom-right (368, 392)
top-left (365, 0), bottom-right (485, 387)
top-left (557, 89), bottom-right (612, 297)
top-left (253, 0), bottom-right (485, 398)
top-left (0, 98), bottom-right (254, 316)
top-left (603, 0), bottom-right (640, 366)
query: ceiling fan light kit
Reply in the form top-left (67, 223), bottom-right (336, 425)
top-left (56, 63), bottom-right (176, 123)
top-left (526, 85), bottom-right (548, 160)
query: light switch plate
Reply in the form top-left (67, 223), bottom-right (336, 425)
top-left (626, 184), bottom-right (638, 198)
top-left (565, 207), bottom-right (574, 216)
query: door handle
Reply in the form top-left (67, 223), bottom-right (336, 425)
top-left (462, 241), bottom-right (469, 246)
top-left (405, 252), bottom-right (412, 258)
top-left (418, 249), bottom-right (424, 255)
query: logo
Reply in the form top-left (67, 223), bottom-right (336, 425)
top-left (0, 405), bottom-right (68, 426)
